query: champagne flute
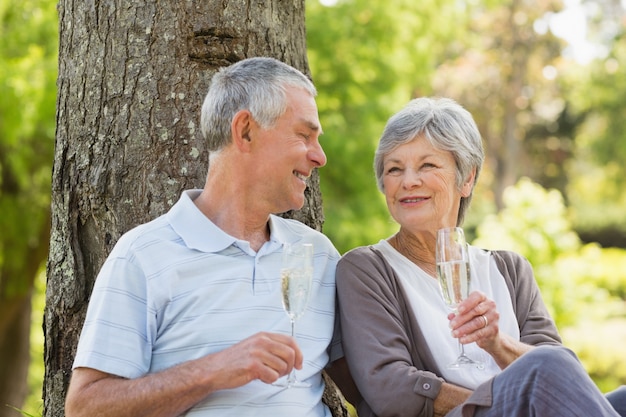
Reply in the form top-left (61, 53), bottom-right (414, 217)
top-left (436, 227), bottom-right (483, 369)
top-left (274, 242), bottom-right (314, 388)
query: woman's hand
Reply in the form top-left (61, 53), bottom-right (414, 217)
top-left (448, 291), bottom-right (498, 350)
top-left (448, 291), bottom-right (532, 368)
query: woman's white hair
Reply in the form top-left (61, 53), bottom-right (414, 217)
top-left (374, 97), bottom-right (484, 225)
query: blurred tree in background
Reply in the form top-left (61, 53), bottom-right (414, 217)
top-left (431, 0), bottom-right (569, 208)
top-left (305, 0), bottom-right (626, 395)
top-left (307, 0), bottom-right (470, 252)
top-left (0, 0), bottom-right (57, 415)
top-left (565, 21), bottom-right (626, 246)
top-left (473, 178), bottom-right (626, 391)
top-left (2, 0), bottom-right (626, 414)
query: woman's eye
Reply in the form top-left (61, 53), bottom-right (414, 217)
top-left (386, 166), bottom-right (401, 174)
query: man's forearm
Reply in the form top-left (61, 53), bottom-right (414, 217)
top-left (66, 360), bottom-right (218, 417)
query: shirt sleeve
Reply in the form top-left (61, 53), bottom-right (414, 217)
top-left (337, 247), bottom-right (443, 417)
top-left (72, 255), bottom-right (154, 379)
top-left (492, 250), bottom-right (562, 346)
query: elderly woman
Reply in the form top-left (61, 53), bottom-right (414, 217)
top-left (336, 97), bottom-right (623, 417)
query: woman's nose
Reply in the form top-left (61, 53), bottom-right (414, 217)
top-left (402, 170), bottom-right (422, 188)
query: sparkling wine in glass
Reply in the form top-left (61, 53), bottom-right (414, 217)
top-left (274, 242), bottom-right (314, 388)
top-left (436, 227), bottom-right (483, 369)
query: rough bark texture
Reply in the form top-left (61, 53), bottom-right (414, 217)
top-left (46, 1), bottom-right (342, 416)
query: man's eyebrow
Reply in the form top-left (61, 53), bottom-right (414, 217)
top-left (304, 120), bottom-right (323, 135)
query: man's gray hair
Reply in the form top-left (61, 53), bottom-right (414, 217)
top-left (200, 57), bottom-right (317, 153)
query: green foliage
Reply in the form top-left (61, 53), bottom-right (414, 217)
top-left (563, 29), bottom-right (626, 237)
top-left (22, 272), bottom-right (45, 417)
top-left (568, 34), bottom-right (626, 180)
top-left (6, 406), bottom-right (38, 417)
top-left (590, 247), bottom-right (626, 299)
top-left (562, 319), bottom-right (626, 393)
top-left (473, 178), bottom-right (625, 327)
top-left (473, 178), bottom-right (626, 389)
top-left (306, 0), bottom-right (469, 253)
top-left (0, 0), bottom-right (56, 412)
top-left (474, 178), bottom-right (580, 263)
top-left (429, 0), bottom-right (571, 202)
top-left (0, 0), bottom-right (57, 296)
top-left (566, 154), bottom-right (626, 233)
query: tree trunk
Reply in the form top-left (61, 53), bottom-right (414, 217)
top-left (45, 1), bottom-right (341, 416)
top-left (0, 202), bottom-right (50, 417)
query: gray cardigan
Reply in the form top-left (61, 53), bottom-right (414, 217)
top-left (336, 246), bottom-right (561, 417)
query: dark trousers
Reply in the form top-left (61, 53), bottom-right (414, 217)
top-left (454, 346), bottom-right (620, 417)
top-left (607, 385), bottom-right (626, 417)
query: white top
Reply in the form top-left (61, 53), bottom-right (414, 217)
top-left (375, 239), bottom-right (520, 389)
top-left (73, 190), bottom-right (342, 416)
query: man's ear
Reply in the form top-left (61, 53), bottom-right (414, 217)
top-left (231, 109), bottom-right (253, 151)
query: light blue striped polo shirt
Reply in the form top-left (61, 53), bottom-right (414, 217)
top-left (73, 190), bottom-right (342, 416)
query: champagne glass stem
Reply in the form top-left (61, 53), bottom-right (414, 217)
top-left (451, 304), bottom-right (467, 359)
top-left (286, 319), bottom-right (296, 385)
top-left (437, 227), bottom-right (483, 370)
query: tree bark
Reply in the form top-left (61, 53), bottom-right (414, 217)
top-left (46, 1), bottom-right (341, 416)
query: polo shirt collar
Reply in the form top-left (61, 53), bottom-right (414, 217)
top-left (166, 190), bottom-right (298, 254)
top-left (267, 214), bottom-right (310, 250)
top-left (166, 190), bottom-right (235, 253)
top-left (267, 214), bottom-right (292, 245)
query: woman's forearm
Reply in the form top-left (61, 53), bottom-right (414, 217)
top-left (484, 334), bottom-right (534, 369)
top-left (433, 382), bottom-right (473, 417)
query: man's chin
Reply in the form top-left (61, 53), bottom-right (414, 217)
top-left (277, 199), bottom-right (305, 215)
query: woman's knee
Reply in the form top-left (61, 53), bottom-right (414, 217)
top-left (522, 345), bottom-right (578, 368)
top-left (606, 386), bottom-right (626, 415)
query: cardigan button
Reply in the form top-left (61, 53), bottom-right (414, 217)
top-left (423, 383), bottom-right (431, 390)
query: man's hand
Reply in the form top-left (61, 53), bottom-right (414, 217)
top-left (206, 331), bottom-right (303, 387)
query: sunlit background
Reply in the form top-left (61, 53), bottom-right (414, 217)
top-left (1, 0), bottom-right (626, 415)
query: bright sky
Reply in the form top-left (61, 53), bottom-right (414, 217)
top-left (547, 0), bottom-right (605, 64)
